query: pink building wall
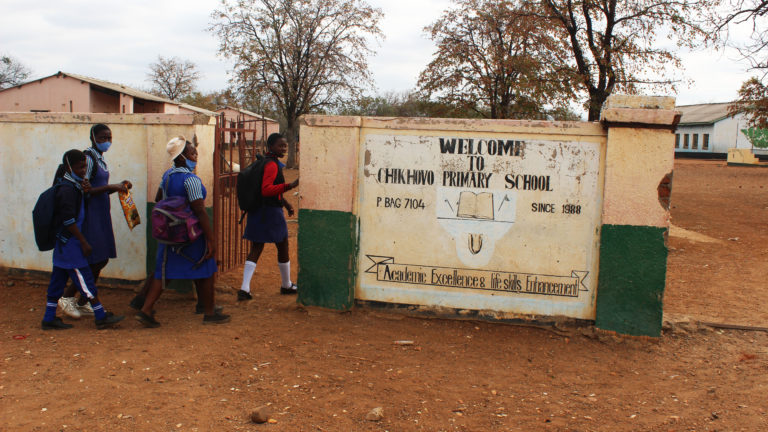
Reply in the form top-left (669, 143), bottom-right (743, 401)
top-left (0, 75), bottom-right (90, 112)
top-left (90, 88), bottom-right (120, 113)
top-left (0, 74), bottom-right (184, 115)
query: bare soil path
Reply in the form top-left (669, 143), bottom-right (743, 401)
top-left (1, 161), bottom-right (767, 431)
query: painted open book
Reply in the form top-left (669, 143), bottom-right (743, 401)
top-left (457, 191), bottom-right (494, 220)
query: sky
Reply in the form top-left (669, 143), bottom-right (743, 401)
top-left (0, 0), bottom-right (757, 109)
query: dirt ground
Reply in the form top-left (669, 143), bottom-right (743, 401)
top-left (2, 160), bottom-right (768, 432)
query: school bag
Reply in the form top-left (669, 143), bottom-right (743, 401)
top-left (151, 172), bottom-right (204, 287)
top-left (236, 154), bottom-right (269, 215)
top-left (32, 180), bottom-right (78, 251)
top-left (151, 173), bottom-right (202, 246)
top-left (151, 196), bottom-right (202, 246)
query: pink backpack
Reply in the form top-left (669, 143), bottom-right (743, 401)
top-left (151, 195), bottom-right (201, 245)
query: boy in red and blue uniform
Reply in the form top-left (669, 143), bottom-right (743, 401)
top-left (41, 150), bottom-right (124, 330)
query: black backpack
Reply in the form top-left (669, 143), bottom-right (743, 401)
top-left (32, 181), bottom-right (78, 251)
top-left (236, 154), bottom-right (270, 214)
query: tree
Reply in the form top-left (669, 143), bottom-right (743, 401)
top-left (210, 0), bottom-right (383, 167)
top-left (0, 54), bottom-right (31, 89)
top-left (715, 1), bottom-right (768, 72)
top-left (716, 2), bottom-right (768, 128)
top-left (418, 0), bottom-right (573, 120)
top-left (181, 89), bottom-right (237, 111)
top-left (147, 56), bottom-right (201, 101)
top-left (338, 91), bottom-right (486, 118)
top-left (538, 0), bottom-right (717, 121)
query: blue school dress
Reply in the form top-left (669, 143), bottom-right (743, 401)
top-left (82, 148), bottom-right (117, 264)
top-left (153, 167), bottom-right (217, 280)
top-left (243, 158), bottom-right (289, 243)
top-left (53, 178), bottom-right (88, 270)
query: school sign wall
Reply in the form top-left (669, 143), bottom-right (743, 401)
top-left (297, 95), bottom-right (678, 336)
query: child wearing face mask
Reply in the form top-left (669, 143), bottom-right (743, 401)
top-left (58, 124), bottom-right (133, 319)
top-left (135, 136), bottom-right (230, 327)
top-left (41, 150), bottom-right (125, 330)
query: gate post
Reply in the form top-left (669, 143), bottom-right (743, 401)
top-left (595, 95), bottom-right (680, 336)
top-left (296, 116), bottom-right (361, 310)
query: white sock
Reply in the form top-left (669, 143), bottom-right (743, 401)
top-left (278, 262), bottom-right (292, 288)
top-left (241, 261), bottom-right (257, 292)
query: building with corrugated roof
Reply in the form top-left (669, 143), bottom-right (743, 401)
top-left (0, 71), bottom-right (216, 115)
top-left (674, 102), bottom-right (764, 157)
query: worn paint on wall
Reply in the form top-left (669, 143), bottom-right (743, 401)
top-left (0, 113), bottom-right (216, 281)
top-left (357, 134), bottom-right (602, 319)
top-left (299, 97), bottom-right (679, 335)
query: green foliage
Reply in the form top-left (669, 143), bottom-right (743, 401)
top-left (741, 128), bottom-right (768, 148)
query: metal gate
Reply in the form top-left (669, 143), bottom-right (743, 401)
top-left (213, 113), bottom-right (269, 273)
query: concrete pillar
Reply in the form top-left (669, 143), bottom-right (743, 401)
top-left (595, 95), bottom-right (679, 336)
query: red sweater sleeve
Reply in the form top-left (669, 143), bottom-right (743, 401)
top-left (261, 161), bottom-right (287, 197)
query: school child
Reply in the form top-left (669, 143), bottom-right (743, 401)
top-left (238, 133), bottom-right (299, 301)
top-left (41, 150), bottom-right (124, 330)
top-left (135, 136), bottom-right (230, 327)
top-left (58, 124), bottom-right (132, 319)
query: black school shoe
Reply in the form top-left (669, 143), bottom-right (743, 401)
top-left (96, 312), bottom-right (125, 330)
top-left (203, 311), bottom-right (231, 325)
top-left (194, 304), bottom-right (224, 314)
top-left (42, 317), bottom-right (74, 330)
top-left (135, 310), bottom-right (161, 328)
top-left (280, 283), bottom-right (298, 295)
top-left (128, 294), bottom-right (145, 310)
top-left (237, 290), bottom-right (252, 301)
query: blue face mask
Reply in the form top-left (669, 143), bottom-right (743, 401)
top-left (185, 159), bottom-right (197, 170)
top-left (96, 141), bottom-right (112, 152)
top-left (66, 158), bottom-right (84, 182)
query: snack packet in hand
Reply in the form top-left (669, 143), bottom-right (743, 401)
top-left (118, 190), bottom-right (141, 230)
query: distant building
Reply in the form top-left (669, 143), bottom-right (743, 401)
top-left (0, 71), bottom-right (216, 115)
top-left (674, 102), bottom-right (765, 157)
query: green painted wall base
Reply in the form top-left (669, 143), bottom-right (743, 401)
top-left (297, 209), bottom-right (357, 310)
top-left (145, 202), bottom-right (213, 293)
top-left (595, 224), bottom-right (668, 337)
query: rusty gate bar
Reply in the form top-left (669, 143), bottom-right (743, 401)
top-left (213, 113), bottom-right (268, 274)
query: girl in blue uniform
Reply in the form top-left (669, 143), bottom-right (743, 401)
top-left (41, 150), bottom-right (124, 330)
top-left (238, 133), bottom-right (299, 300)
top-left (58, 124), bottom-right (132, 319)
top-left (136, 136), bottom-right (230, 327)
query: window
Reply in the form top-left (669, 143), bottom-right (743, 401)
top-left (692, 134), bottom-right (699, 150)
top-left (675, 134), bottom-right (680, 148)
top-left (683, 134), bottom-right (689, 149)
top-left (703, 134), bottom-right (709, 150)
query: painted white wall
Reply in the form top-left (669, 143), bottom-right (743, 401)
top-left (675, 113), bottom-right (762, 154)
top-left (0, 113), bottom-right (215, 280)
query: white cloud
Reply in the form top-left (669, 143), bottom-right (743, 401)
top-left (0, 0), bottom-right (757, 107)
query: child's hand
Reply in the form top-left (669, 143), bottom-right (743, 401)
top-left (204, 239), bottom-right (216, 260)
top-left (288, 179), bottom-right (299, 190)
top-left (285, 203), bottom-right (295, 217)
top-left (113, 183), bottom-right (128, 194)
top-left (81, 179), bottom-right (91, 193)
top-left (81, 241), bottom-right (93, 257)
top-left (122, 180), bottom-right (133, 190)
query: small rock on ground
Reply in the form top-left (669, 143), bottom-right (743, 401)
top-left (250, 405), bottom-right (272, 424)
top-left (366, 407), bottom-right (384, 421)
